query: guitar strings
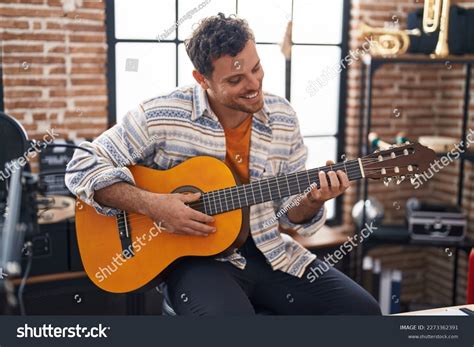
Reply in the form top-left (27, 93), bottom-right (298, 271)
top-left (117, 159), bottom-right (368, 225)
top-left (115, 160), bottom-right (407, 227)
top-left (115, 158), bottom-right (404, 226)
top-left (113, 147), bottom-right (414, 225)
top-left (113, 166), bottom-right (410, 231)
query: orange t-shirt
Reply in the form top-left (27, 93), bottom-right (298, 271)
top-left (223, 115), bottom-right (252, 184)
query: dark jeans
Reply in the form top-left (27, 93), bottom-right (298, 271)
top-left (164, 235), bottom-right (381, 316)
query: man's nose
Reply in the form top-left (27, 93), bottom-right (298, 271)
top-left (246, 74), bottom-right (260, 90)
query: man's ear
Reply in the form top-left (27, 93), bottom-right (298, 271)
top-left (192, 70), bottom-right (210, 89)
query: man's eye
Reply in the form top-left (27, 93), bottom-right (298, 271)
top-left (228, 78), bottom-right (241, 84)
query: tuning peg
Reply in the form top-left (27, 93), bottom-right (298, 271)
top-left (396, 175), bottom-right (406, 185)
top-left (383, 177), bottom-right (392, 187)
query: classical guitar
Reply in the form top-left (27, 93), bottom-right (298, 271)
top-left (75, 142), bottom-right (436, 293)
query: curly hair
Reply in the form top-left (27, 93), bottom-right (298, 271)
top-left (185, 13), bottom-right (255, 78)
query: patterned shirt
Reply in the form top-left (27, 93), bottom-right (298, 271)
top-left (65, 84), bottom-right (327, 278)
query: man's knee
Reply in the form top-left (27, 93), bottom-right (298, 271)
top-left (171, 293), bottom-right (256, 316)
top-left (165, 258), bottom-right (255, 316)
top-left (353, 294), bottom-right (382, 315)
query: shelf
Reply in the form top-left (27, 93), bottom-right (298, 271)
top-left (363, 224), bottom-right (474, 249)
top-left (363, 54), bottom-right (474, 67)
top-left (357, 53), bottom-right (474, 306)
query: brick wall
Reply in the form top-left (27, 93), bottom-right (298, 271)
top-left (1, 0), bottom-right (108, 143)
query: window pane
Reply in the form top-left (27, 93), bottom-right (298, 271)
top-left (237, 0), bottom-right (291, 43)
top-left (292, 0), bottom-right (343, 44)
top-left (304, 136), bottom-right (337, 219)
top-left (178, 0), bottom-right (236, 40)
top-left (291, 45), bottom-right (341, 136)
top-left (257, 44), bottom-right (286, 98)
top-left (115, 0), bottom-right (176, 40)
top-left (178, 43), bottom-right (196, 86)
top-left (115, 43), bottom-right (176, 123)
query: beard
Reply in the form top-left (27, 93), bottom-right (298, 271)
top-left (220, 90), bottom-right (264, 114)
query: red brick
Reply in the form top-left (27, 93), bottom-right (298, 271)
top-left (71, 66), bottom-right (105, 74)
top-left (0, 20), bottom-right (29, 29)
top-left (0, 7), bottom-right (64, 18)
top-left (1, 0), bottom-right (45, 3)
top-left (70, 34), bottom-right (105, 43)
top-left (49, 66), bottom-right (66, 74)
top-left (71, 78), bottom-right (105, 86)
top-left (2, 56), bottom-right (65, 64)
top-left (4, 90), bottom-right (42, 98)
top-left (4, 78), bottom-right (66, 87)
top-left (2, 32), bottom-right (65, 42)
top-left (3, 66), bottom-right (43, 75)
top-left (5, 100), bottom-right (67, 108)
top-left (3, 44), bottom-right (44, 53)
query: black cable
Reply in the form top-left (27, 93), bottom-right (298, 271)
top-left (18, 241), bottom-right (33, 316)
top-left (33, 142), bottom-right (99, 176)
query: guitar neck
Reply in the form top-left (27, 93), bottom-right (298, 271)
top-left (191, 159), bottom-right (363, 215)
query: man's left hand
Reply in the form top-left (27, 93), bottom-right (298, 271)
top-left (306, 160), bottom-right (350, 206)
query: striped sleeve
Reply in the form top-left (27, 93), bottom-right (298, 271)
top-left (275, 113), bottom-right (327, 237)
top-left (65, 106), bottom-right (156, 216)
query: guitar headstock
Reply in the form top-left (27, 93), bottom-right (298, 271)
top-left (361, 142), bottom-right (436, 186)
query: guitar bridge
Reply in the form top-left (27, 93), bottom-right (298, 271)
top-left (116, 211), bottom-right (134, 258)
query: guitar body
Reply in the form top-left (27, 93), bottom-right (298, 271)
top-left (75, 156), bottom-right (249, 293)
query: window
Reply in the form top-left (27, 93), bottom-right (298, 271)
top-left (107, 0), bottom-right (349, 222)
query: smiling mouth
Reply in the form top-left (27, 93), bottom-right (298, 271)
top-left (240, 90), bottom-right (260, 99)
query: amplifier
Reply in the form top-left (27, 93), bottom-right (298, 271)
top-left (20, 220), bottom-right (84, 276)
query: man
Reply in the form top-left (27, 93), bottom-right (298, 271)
top-left (66, 13), bottom-right (381, 316)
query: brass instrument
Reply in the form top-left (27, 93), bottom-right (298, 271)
top-left (359, 22), bottom-right (421, 56)
top-left (423, 0), bottom-right (450, 57)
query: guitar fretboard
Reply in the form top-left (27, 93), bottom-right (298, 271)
top-left (190, 159), bottom-right (363, 215)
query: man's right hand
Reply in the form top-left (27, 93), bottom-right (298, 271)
top-left (144, 192), bottom-right (216, 237)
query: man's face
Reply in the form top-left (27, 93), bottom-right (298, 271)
top-left (203, 40), bottom-right (265, 114)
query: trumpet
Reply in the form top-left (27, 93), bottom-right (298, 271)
top-left (423, 0), bottom-right (450, 57)
top-left (359, 22), bottom-right (421, 56)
